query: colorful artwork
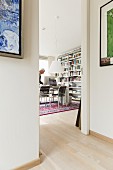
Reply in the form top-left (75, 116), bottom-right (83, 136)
top-left (0, 0), bottom-right (21, 57)
top-left (100, 1), bottom-right (113, 66)
top-left (107, 8), bottom-right (113, 57)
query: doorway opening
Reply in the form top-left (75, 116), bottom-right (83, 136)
top-left (38, 0), bottom-right (90, 160)
top-left (39, 0), bottom-right (82, 117)
top-left (39, 0), bottom-right (89, 163)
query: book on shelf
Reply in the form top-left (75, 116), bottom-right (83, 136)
top-left (57, 47), bottom-right (81, 101)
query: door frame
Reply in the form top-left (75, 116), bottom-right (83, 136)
top-left (38, 0), bottom-right (90, 136)
top-left (81, 0), bottom-right (90, 135)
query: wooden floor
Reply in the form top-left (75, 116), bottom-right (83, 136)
top-left (31, 110), bottom-right (113, 170)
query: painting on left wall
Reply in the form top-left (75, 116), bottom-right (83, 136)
top-left (0, 0), bottom-right (23, 58)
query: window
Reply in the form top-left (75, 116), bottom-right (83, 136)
top-left (39, 59), bottom-right (48, 82)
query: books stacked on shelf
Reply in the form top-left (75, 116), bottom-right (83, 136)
top-left (57, 47), bottom-right (81, 101)
top-left (69, 76), bottom-right (81, 82)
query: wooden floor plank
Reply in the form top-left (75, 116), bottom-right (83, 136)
top-left (31, 110), bottom-right (113, 170)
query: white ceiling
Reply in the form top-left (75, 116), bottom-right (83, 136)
top-left (39, 0), bottom-right (81, 56)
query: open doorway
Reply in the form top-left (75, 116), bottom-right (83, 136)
top-left (38, 0), bottom-right (90, 164)
top-left (36, 0), bottom-right (90, 168)
top-left (39, 0), bottom-right (81, 117)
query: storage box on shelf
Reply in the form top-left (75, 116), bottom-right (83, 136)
top-left (57, 47), bottom-right (81, 101)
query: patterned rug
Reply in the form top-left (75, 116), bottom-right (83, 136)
top-left (39, 102), bottom-right (80, 116)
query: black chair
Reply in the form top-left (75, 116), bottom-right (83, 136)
top-left (40, 86), bottom-right (51, 105)
top-left (52, 86), bottom-right (67, 107)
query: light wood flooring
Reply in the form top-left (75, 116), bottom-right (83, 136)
top-left (31, 110), bottom-right (113, 170)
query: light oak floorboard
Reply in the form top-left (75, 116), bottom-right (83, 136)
top-left (31, 110), bottom-right (113, 170)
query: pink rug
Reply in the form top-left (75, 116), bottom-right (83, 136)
top-left (39, 102), bottom-right (79, 116)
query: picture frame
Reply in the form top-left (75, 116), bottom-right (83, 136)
top-left (100, 0), bottom-right (113, 66)
top-left (0, 0), bottom-right (23, 59)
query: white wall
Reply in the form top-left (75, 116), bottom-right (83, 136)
top-left (90, 0), bottom-right (113, 138)
top-left (39, 0), bottom-right (81, 56)
top-left (0, 0), bottom-right (39, 169)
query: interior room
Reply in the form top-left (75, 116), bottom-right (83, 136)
top-left (1, 0), bottom-right (113, 169)
top-left (39, 0), bottom-right (81, 116)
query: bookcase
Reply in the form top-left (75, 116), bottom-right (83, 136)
top-left (57, 47), bottom-right (81, 102)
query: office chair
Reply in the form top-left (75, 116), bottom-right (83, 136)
top-left (51, 86), bottom-right (67, 108)
top-left (40, 85), bottom-right (51, 105)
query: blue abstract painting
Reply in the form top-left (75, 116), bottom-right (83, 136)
top-left (0, 0), bottom-right (21, 55)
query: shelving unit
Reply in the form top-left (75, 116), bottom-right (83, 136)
top-left (57, 47), bottom-right (81, 101)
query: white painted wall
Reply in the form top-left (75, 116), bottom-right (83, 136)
top-left (39, 0), bottom-right (81, 56)
top-left (90, 0), bottom-right (113, 138)
top-left (0, 0), bottom-right (39, 169)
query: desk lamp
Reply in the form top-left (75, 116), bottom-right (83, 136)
top-left (49, 61), bottom-right (63, 84)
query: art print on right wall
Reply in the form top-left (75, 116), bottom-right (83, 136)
top-left (100, 0), bottom-right (113, 66)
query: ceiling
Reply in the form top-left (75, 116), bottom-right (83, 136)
top-left (39, 0), bottom-right (81, 57)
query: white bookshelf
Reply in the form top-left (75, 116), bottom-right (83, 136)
top-left (57, 47), bottom-right (81, 101)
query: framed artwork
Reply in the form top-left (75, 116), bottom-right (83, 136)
top-left (100, 0), bottom-right (113, 66)
top-left (0, 0), bottom-right (23, 58)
